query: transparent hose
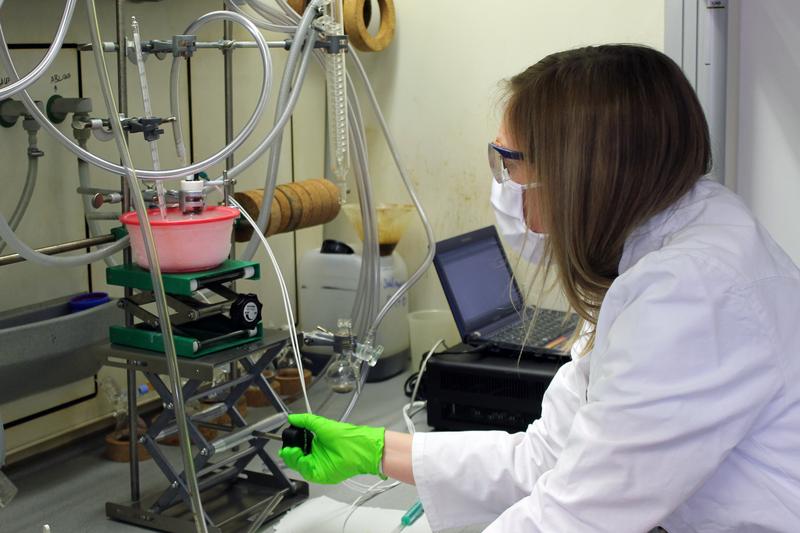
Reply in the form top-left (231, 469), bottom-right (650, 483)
top-left (246, 0), bottom-right (297, 23)
top-left (237, 1), bottom-right (321, 261)
top-left (338, 48), bottom-right (438, 422)
top-left (0, 0), bottom-right (76, 100)
top-left (0, 10), bottom-right (272, 181)
top-left (170, 5), bottom-right (315, 191)
top-left (228, 0), bottom-right (298, 33)
top-left (84, 1), bottom-right (207, 531)
top-left (0, 139), bottom-right (37, 256)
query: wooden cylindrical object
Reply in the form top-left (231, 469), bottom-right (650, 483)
top-left (234, 178), bottom-right (342, 242)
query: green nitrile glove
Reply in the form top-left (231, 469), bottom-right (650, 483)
top-left (278, 413), bottom-right (386, 485)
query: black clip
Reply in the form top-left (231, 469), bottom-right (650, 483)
top-left (316, 34), bottom-right (349, 54)
top-left (124, 117), bottom-right (166, 142)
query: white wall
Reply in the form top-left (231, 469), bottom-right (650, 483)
top-left (336, 0), bottom-right (666, 313)
top-left (734, 0), bottom-right (800, 264)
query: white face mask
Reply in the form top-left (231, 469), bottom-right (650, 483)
top-left (490, 179), bottom-right (547, 263)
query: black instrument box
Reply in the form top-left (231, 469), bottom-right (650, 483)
top-left (425, 351), bottom-right (567, 433)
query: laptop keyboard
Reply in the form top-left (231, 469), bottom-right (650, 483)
top-left (488, 308), bottom-right (579, 347)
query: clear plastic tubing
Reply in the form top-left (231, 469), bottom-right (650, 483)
top-left (326, 0), bottom-right (349, 202)
top-left (0, 0), bottom-right (77, 100)
top-left (234, 3), bottom-right (320, 262)
top-left (0, 10), bottom-right (272, 181)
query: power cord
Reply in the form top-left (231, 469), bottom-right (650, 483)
top-left (403, 341), bottom-right (488, 400)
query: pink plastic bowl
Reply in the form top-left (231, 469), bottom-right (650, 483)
top-left (120, 206), bottom-right (240, 273)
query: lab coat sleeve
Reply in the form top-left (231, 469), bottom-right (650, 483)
top-left (484, 253), bottom-right (783, 532)
top-left (412, 350), bottom-right (584, 530)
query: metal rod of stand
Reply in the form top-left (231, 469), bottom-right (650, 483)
top-left (223, 14), bottom-right (240, 382)
top-left (115, 0), bottom-right (140, 504)
top-left (0, 234), bottom-right (117, 267)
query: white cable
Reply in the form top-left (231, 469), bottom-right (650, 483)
top-left (229, 196), bottom-right (313, 414)
top-left (341, 478), bottom-right (391, 533)
top-left (401, 338), bottom-right (444, 435)
top-left (409, 339), bottom-right (444, 408)
top-left (341, 341), bottom-right (445, 497)
top-left (402, 401), bottom-right (426, 436)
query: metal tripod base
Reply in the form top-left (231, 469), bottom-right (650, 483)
top-left (106, 471), bottom-right (309, 533)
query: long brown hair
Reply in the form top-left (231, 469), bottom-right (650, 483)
top-left (505, 45), bottom-right (711, 352)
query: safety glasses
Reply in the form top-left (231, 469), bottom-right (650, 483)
top-left (488, 142), bottom-right (538, 190)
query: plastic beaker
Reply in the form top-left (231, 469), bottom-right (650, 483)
top-left (407, 309), bottom-right (461, 371)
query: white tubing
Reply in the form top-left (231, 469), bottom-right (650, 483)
top-left (0, 10), bottom-right (272, 181)
top-left (0, 0), bottom-right (77, 100)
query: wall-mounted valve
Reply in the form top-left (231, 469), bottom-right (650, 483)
top-left (0, 99), bottom-right (43, 128)
top-left (46, 95), bottom-right (92, 124)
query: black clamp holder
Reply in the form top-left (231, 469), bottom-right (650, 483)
top-left (316, 34), bottom-right (349, 54)
top-left (137, 35), bottom-right (197, 59)
top-left (122, 116), bottom-right (175, 142)
top-left (282, 33), bottom-right (348, 54)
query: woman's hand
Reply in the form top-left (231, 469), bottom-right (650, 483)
top-left (278, 413), bottom-right (386, 484)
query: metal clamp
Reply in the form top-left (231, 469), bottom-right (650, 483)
top-left (171, 35), bottom-right (197, 58)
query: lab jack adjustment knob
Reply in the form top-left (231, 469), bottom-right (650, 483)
top-left (230, 293), bottom-right (262, 328)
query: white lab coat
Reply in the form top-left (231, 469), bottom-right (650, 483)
top-left (412, 179), bottom-right (800, 532)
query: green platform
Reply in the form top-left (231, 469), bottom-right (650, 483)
top-left (106, 259), bottom-right (260, 296)
top-left (107, 259), bottom-right (264, 358)
top-left (110, 322), bottom-right (263, 358)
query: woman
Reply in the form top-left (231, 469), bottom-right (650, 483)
top-left (280, 45), bottom-right (800, 532)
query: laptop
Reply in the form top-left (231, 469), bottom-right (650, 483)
top-left (433, 226), bottom-right (578, 359)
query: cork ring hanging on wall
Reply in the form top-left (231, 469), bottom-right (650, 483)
top-left (288, 0), bottom-right (396, 52)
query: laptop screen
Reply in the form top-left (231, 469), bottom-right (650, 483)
top-left (434, 226), bottom-right (524, 339)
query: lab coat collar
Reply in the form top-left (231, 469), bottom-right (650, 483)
top-left (618, 178), bottom-right (720, 275)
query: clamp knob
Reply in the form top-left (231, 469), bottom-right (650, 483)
top-left (229, 293), bottom-right (262, 328)
top-left (281, 425), bottom-right (314, 455)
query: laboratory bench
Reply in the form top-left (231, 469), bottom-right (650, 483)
top-left (0, 369), bottom-right (482, 533)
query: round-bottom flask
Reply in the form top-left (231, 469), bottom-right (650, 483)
top-left (326, 353), bottom-right (359, 393)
